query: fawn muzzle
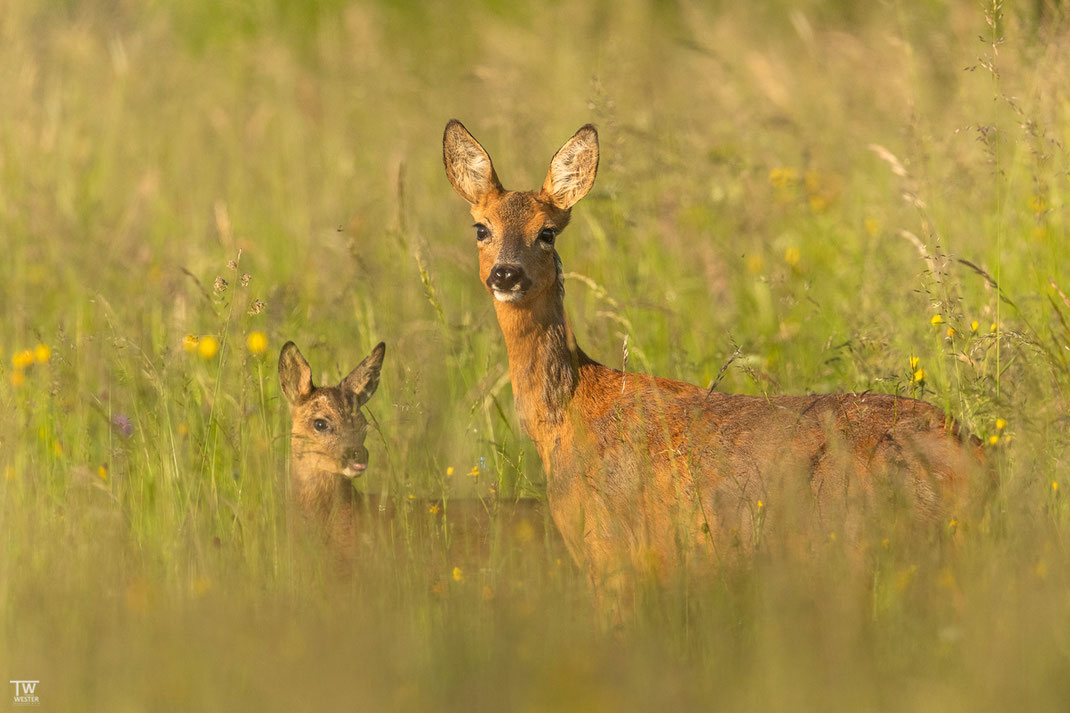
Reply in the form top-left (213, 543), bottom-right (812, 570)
top-left (340, 447), bottom-right (369, 478)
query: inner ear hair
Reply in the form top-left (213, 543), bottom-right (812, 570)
top-left (443, 119), bottom-right (504, 204)
top-left (341, 342), bottom-right (386, 406)
top-left (542, 124), bottom-right (599, 210)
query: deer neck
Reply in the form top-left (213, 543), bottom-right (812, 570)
top-left (492, 275), bottom-right (583, 450)
top-left (291, 453), bottom-right (355, 522)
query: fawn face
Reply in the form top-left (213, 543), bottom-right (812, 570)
top-left (443, 120), bottom-right (599, 305)
top-left (279, 341), bottom-right (385, 478)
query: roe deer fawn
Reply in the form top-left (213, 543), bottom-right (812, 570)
top-left (443, 120), bottom-right (984, 604)
top-left (279, 341), bottom-right (557, 564)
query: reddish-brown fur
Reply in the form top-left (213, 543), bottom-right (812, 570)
top-left (278, 341), bottom-right (557, 565)
top-left (443, 120), bottom-right (984, 600)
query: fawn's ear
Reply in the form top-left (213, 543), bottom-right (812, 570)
top-left (278, 342), bottom-right (314, 404)
top-left (443, 119), bottom-right (503, 204)
top-left (341, 342), bottom-right (386, 407)
top-left (541, 124), bottom-right (598, 210)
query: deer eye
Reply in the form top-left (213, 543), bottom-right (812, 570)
top-left (537, 227), bottom-right (557, 245)
top-left (312, 418), bottom-right (330, 432)
top-left (474, 223), bottom-right (489, 242)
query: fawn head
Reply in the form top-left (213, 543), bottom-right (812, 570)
top-left (279, 341), bottom-right (386, 479)
top-left (443, 120), bottom-right (598, 306)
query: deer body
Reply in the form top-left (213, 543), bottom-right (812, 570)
top-left (279, 341), bottom-right (557, 564)
top-left (443, 120), bottom-right (982, 593)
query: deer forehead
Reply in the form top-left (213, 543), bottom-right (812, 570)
top-left (474, 191), bottom-right (568, 236)
top-left (299, 390), bottom-right (360, 421)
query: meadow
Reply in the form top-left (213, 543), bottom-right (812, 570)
top-left (1, 0), bottom-right (1069, 710)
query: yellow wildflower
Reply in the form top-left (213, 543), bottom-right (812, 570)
top-left (1035, 560), bottom-right (1048, 580)
top-left (34, 344), bottom-right (51, 363)
top-left (746, 254), bottom-right (764, 275)
top-left (947, 327), bottom-right (956, 337)
top-left (769, 167), bottom-right (798, 189)
top-left (181, 334), bottom-right (199, 352)
top-left (191, 577), bottom-right (212, 597)
top-left (12, 349), bottom-right (34, 369)
top-left (913, 369), bottom-right (925, 383)
top-left (428, 504), bottom-right (440, 515)
top-left (198, 336), bottom-right (219, 360)
top-left (988, 435), bottom-right (1000, 446)
top-left (971, 320), bottom-right (979, 333)
top-left (909, 356), bottom-right (920, 370)
top-left (446, 466), bottom-right (454, 477)
top-left (757, 499), bottom-right (764, 510)
top-left (894, 564), bottom-right (918, 592)
top-left (1052, 481), bottom-right (1059, 494)
top-left (97, 465), bottom-right (108, 481)
top-left (930, 314), bottom-right (944, 326)
top-left (784, 247), bottom-right (801, 267)
top-left (995, 418), bottom-right (1006, 431)
top-left (468, 466), bottom-right (480, 478)
top-left (452, 566), bottom-right (463, 582)
top-left (990, 322), bottom-right (997, 333)
top-left (247, 331), bottom-right (268, 355)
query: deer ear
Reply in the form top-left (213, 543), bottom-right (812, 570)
top-left (541, 124), bottom-right (598, 210)
top-left (443, 120), bottom-right (503, 204)
top-left (279, 342), bottom-right (313, 403)
top-left (341, 342), bottom-right (385, 407)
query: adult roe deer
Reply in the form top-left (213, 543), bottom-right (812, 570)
top-left (279, 341), bottom-right (557, 564)
top-left (442, 120), bottom-right (984, 603)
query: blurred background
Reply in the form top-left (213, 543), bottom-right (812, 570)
top-left (1, 1), bottom-right (1068, 711)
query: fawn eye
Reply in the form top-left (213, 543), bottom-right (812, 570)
top-left (474, 224), bottom-right (489, 242)
top-left (312, 418), bottom-right (330, 432)
top-left (537, 227), bottom-right (557, 245)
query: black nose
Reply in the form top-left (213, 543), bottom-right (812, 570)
top-left (488, 264), bottom-right (525, 291)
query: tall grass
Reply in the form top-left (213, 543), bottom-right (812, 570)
top-left (1, 1), bottom-right (1068, 711)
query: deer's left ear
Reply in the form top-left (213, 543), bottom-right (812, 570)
top-left (541, 124), bottom-right (598, 210)
top-left (340, 342), bottom-right (386, 407)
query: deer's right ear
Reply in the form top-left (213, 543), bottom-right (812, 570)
top-left (443, 119), bottom-right (503, 204)
top-left (341, 342), bottom-right (386, 407)
top-left (278, 342), bottom-right (313, 404)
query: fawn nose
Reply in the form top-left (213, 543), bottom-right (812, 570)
top-left (341, 447), bottom-right (368, 477)
top-left (342, 447), bottom-right (367, 466)
top-left (487, 264), bottom-right (527, 292)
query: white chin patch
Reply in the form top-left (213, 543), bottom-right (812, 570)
top-left (493, 289), bottom-right (524, 303)
top-left (342, 464), bottom-right (366, 478)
